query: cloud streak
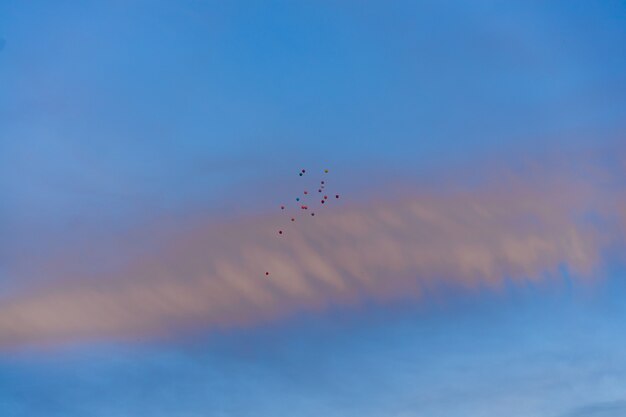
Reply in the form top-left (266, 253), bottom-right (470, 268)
top-left (0, 152), bottom-right (624, 349)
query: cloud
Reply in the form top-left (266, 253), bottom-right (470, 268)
top-left (558, 400), bottom-right (626, 417)
top-left (0, 151), bottom-right (624, 349)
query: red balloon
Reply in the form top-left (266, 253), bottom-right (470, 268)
top-left (265, 272), bottom-right (269, 276)
top-left (279, 230), bottom-right (283, 234)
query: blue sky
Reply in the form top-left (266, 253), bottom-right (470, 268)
top-left (1, 1), bottom-right (626, 416)
top-left (2, 0), bottom-right (624, 231)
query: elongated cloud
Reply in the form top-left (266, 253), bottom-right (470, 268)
top-left (0, 153), bottom-right (624, 349)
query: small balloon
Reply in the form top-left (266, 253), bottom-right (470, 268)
top-left (291, 218), bottom-right (295, 222)
top-left (296, 197), bottom-right (300, 201)
top-left (265, 272), bottom-right (269, 276)
top-left (324, 169), bottom-right (329, 173)
top-left (324, 196), bottom-right (328, 199)
top-left (335, 194), bottom-right (339, 199)
top-left (279, 230), bottom-right (283, 235)
top-left (304, 191), bottom-right (308, 195)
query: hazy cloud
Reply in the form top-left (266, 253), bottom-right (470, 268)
top-left (558, 400), bottom-right (626, 417)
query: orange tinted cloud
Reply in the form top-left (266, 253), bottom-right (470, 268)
top-left (0, 155), bottom-right (623, 349)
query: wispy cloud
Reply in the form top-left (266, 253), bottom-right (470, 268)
top-left (558, 400), bottom-right (626, 417)
top-left (0, 151), bottom-right (624, 349)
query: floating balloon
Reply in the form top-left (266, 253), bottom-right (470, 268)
top-left (270, 168), bottom-right (342, 277)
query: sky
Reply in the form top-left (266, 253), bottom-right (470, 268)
top-left (1, 1), bottom-right (626, 416)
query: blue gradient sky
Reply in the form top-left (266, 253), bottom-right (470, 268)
top-left (1, 1), bottom-right (626, 416)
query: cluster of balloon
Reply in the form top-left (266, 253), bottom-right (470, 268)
top-left (264, 168), bottom-right (340, 277)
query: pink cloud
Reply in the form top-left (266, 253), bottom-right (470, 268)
top-left (0, 151), bottom-right (624, 349)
